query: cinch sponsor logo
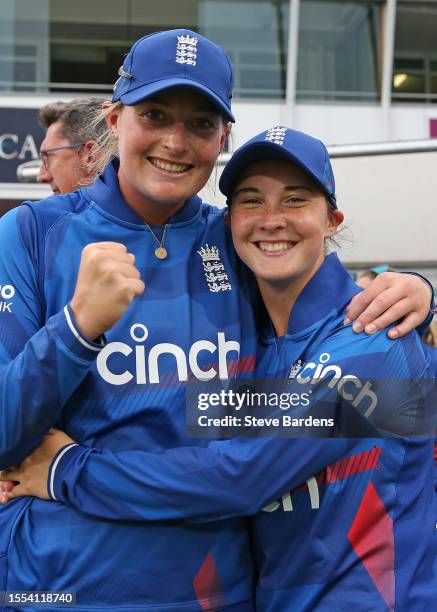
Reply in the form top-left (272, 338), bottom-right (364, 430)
top-left (263, 476), bottom-right (320, 513)
top-left (262, 445), bottom-right (382, 513)
top-left (294, 352), bottom-right (378, 417)
top-left (0, 284), bottom-right (15, 313)
top-left (97, 323), bottom-right (240, 385)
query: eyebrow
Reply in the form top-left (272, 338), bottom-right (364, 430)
top-left (233, 184), bottom-right (315, 198)
top-left (232, 187), bottom-right (260, 198)
top-left (284, 184), bottom-right (315, 193)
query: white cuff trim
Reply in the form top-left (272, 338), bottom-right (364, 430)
top-left (49, 443), bottom-right (79, 501)
top-left (64, 305), bottom-right (101, 352)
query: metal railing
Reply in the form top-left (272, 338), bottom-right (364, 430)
top-left (16, 160), bottom-right (42, 182)
top-left (16, 138), bottom-right (437, 183)
top-left (218, 138), bottom-right (437, 165)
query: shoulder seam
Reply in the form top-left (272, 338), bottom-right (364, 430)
top-left (44, 200), bottom-right (95, 240)
top-left (17, 204), bottom-right (45, 313)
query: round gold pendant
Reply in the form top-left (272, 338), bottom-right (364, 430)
top-left (154, 246), bottom-right (168, 260)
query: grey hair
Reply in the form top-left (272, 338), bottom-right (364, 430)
top-left (38, 98), bottom-right (108, 144)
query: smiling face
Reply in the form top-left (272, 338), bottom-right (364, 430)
top-left (229, 159), bottom-right (344, 295)
top-left (106, 88), bottom-right (231, 223)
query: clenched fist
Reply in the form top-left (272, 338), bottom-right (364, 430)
top-left (71, 242), bottom-right (145, 340)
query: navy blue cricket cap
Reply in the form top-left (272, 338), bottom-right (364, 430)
top-left (220, 126), bottom-right (337, 207)
top-left (112, 29), bottom-right (235, 122)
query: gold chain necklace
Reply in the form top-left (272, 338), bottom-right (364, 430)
top-left (145, 223), bottom-right (169, 260)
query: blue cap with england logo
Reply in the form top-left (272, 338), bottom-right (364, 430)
top-left (220, 126), bottom-right (337, 207)
top-left (112, 29), bottom-right (235, 122)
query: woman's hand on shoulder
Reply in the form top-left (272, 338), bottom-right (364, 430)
top-left (345, 272), bottom-right (432, 339)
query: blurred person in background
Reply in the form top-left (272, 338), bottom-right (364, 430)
top-left (422, 319), bottom-right (437, 356)
top-left (356, 265), bottom-right (396, 289)
top-left (37, 98), bottom-right (106, 195)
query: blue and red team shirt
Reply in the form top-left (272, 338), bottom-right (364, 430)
top-left (48, 254), bottom-right (436, 611)
top-left (251, 256), bottom-right (435, 611)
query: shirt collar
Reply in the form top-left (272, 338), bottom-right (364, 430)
top-left (83, 159), bottom-right (202, 225)
top-left (286, 253), bottom-right (360, 335)
top-left (259, 253), bottom-right (361, 339)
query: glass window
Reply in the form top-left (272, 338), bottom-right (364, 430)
top-left (430, 75), bottom-right (437, 94)
top-left (297, 0), bottom-right (383, 102)
top-left (393, 1), bottom-right (437, 103)
top-left (0, 0), bottom-right (49, 93)
top-left (0, 0), bottom-right (289, 99)
top-left (200, 0), bottom-right (289, 98)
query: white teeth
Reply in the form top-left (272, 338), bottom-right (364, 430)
top-left (149, 158), bottom-right (191, 173)
top-left (258, 242), bottom-right (294, 253)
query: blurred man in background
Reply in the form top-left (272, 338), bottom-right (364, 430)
top-left (37, 98), bottom-right (106, 194)
top-left (356, 264), bottom-right (396, 288)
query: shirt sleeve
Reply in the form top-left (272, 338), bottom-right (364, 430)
top-left (0, 207), bottom-right (103, 468)
top-left (49, 325), bottom-right (432, 523)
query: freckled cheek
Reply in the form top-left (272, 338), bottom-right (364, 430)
top-left (290, 216), bottom-right (322, 238)
top-left (232, 218), bottom-right (255, 243)
top-left (229, 221), bottom-right (247, 252)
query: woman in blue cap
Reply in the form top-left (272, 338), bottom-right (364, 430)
top-left (2, 125), bottom-right (435, 612)
top-left (0, 29), bottom-right (433, 611)
top-left (0, 29), bottom-right (258, 612)
top-left (218, 128), bottom-right (435, 611)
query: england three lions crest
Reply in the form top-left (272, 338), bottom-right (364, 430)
top-left (176, 34), bottom-right (198, 66)
top-left (198, 244), bottom-right (232, 292)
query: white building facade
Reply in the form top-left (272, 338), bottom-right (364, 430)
top-left (1, 0), bottom-right (437, 272)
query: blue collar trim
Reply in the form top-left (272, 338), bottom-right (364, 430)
top-left (260, 253), bottom-right (361, 339)
top-left (286, 253), bottom-right (360, 335)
